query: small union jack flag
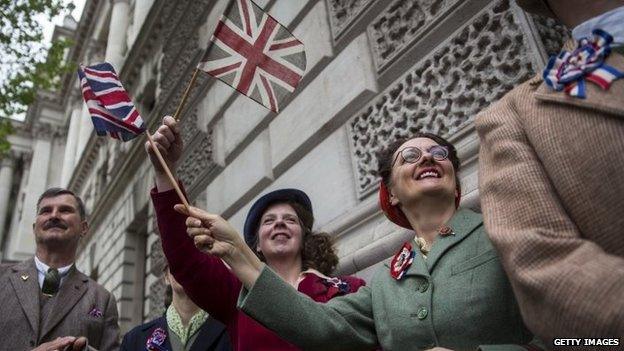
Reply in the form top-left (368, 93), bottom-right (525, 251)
top-left (197, 0), bottom-right (306, 112)
top-left (77, 62), bottom-right (146, 141)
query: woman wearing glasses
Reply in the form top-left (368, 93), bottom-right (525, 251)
top-left (178, 133), bottom-right (538, 350)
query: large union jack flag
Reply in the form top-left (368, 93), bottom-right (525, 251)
top-left (197, 0), bottom-right (306, 113)
top-left (77, 62), bottom-right (146, 141)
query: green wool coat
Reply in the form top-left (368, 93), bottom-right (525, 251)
top-left (239, 209), bottom-right (535, 351)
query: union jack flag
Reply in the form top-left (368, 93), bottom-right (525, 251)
top-left (77, 62), bottom-right (146, 141)
top-left (197, 0), bottom-right (306, 112)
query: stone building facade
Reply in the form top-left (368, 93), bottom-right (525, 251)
top-left (0, 0), bottom-right (569, 334)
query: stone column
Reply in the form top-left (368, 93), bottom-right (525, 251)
top-left (106, 0), bottom-right (131, 70)
top-left (0, 154), bottom-right (15, 253)
top-left (132, 0), bottom-right (154, 42)
top-left (60, 105), bottom-right (83, 186)
top-left (75, 103), bottom-right (94, 167)
top-left (6, 129), bottom-right (53, 261)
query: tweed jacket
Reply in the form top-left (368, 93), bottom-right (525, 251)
top-left (120, 316), bottom-right (232, 351)
top-left (239, 210), bottom-right (533, 351)
top-left (476, 45), bottom-right (624, 343)
top-left (0, 258), bottom-right (120, 350)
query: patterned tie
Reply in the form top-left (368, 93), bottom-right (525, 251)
top-left (42, 267), bottom-right (60, 296)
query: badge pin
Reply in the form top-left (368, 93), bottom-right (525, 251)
top-left (438, 225), bottom-right (454, 236)
top-left (20, 275), bottom-right (29, 281)
top-left (390, 242), bottom-right (415, 280)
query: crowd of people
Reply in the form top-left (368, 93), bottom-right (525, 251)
top-left (0, 0), bottom-right (622, 350)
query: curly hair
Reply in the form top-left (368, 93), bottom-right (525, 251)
top-left (376, 132), bottom-right (461, 196)
top-left (302, 231), bottom-right (338, 276)
top-left (252, 201), bottom-right (339, 276)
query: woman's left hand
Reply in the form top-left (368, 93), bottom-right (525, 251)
top-left (174, 204), bottom-right (243, 258)
top-left (174, 204), bottom-right (264, 288)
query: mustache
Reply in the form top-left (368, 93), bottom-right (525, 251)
top-left (43, 219), bottom-right (68, 230)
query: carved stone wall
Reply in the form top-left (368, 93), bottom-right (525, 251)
top-left (146, 276), bottom-right (167, 320)
top-left (157, 1), bottom-right (208, 113)
top-left (145, 235), bottom-right (166, 320)
top-left (349, 0), bottom-right (535, 197)
top-left (154, 0), bottom-right (216, 201)
top-left (177, 133), bottom-right (214, 198)
top-left (327, 0), bottom-right (375, 40)
top-left (368, 0), bottom-right (462, 71)
top-left (531, 14), bottom-right (571, 57)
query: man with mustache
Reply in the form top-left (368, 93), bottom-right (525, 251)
top-left (0, 188), bottom-right (120, 350)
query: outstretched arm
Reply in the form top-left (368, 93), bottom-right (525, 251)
top-left (176, 205), bottom-right (377, 350)
top-left (173, 205), bottom-right (263, 289)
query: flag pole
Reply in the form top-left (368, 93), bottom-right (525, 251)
top-left (172, 68), bottom-right (201, 121)
top-left (145, 130), bottom-right (190, 208)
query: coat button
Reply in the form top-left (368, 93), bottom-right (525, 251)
top-left (419, 281), bottom-right (429, 293)
top-left (417, 307), bottom-right (428, 320)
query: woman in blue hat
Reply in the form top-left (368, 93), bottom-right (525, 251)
top-left (147, 116), bottom-right (366, 351)
top-left (176, 132), bottom-right (541, 351)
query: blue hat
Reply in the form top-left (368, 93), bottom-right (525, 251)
top-left (243, 189), bottom-right (313, 248)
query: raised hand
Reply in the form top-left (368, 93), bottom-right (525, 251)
top-left (145, 115), bottom-right (183, 175)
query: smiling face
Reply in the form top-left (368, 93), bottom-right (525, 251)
top-left (388, 137), bottom-right (457, 208)
top-left (33, 194), bottom-right (87, 248)
top-left (256, 202), bottom-right (304, 261)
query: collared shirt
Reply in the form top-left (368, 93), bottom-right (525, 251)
top-left (34, 255), bottom-right (72, 288)
top-left (166, 304), bottom-right (209, 346)
top-left (296, 268), bottom-right (330, 285)
top-left (414, 237), bottom-right (431, 259)
top-left (572, 6), bottom-right (624, 47)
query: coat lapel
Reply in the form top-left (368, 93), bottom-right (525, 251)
top-left (9, 259), bottom-right (40, 334)
top-left (40, 265), bottom-right (88, 340)
top-left (402, 250), bottom-right (429, 278)
top-left (190, 317), bottom-right (227, 351)
top-left (534, 44), bottom-right (624, 119)
top-left (425, 209), bottom-right (484, 273)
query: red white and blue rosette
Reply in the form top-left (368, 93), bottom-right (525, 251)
top-left (146, 327), bottom-right (168, 351)
top-left (322, 277), bottom-right (351, 297)
top-left (543, 29), bottom-right (624, 98)
top-left (390, 242), bottom-right (415, 280)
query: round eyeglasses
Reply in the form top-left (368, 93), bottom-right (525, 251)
top-left (392, 145), bottom-right (449, 167)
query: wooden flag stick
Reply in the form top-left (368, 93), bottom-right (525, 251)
top-left (172, 68), bottom-right (201, 121)
top-left (145, 130), bottom-right (190, 208)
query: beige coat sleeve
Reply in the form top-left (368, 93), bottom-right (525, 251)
top-left (475, 88), bottom-right (624, 341)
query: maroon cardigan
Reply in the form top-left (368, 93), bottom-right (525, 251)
top-left (151, 187), bottom-right (367, 350)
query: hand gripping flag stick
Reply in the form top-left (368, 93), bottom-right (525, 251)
top-left (78, 62), bottom-right (189, 207)
top-left (144, 131), bottom-right (190, 207)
